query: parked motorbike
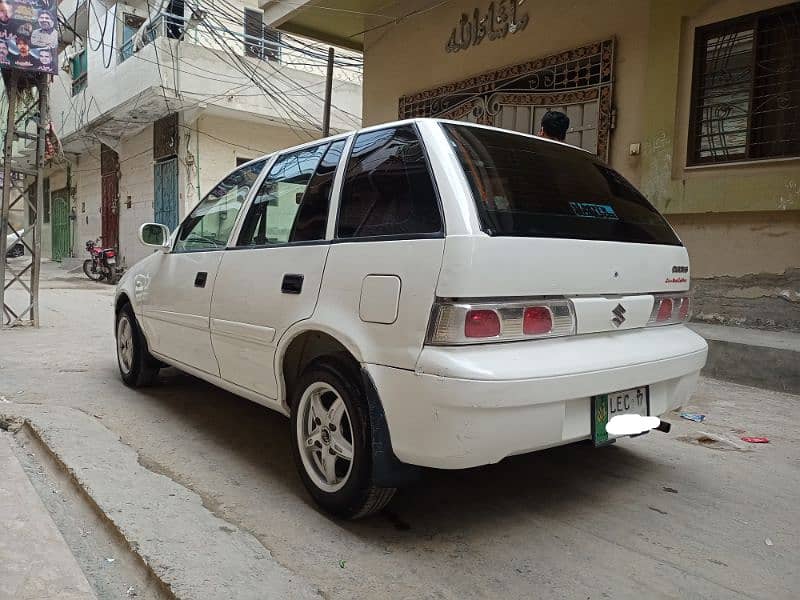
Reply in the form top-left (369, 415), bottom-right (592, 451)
top-left (83, 239), bottom-right (123, 284)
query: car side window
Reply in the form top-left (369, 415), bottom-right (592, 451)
top-left (237, 143), bottom-right (329, 246)
top-left (337, 125), bottom-right (442, 239)
top-left (289, 139), bottom-right (346, 243)
top-left (174, 160), bottom-right (266, 252)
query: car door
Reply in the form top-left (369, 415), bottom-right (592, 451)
top-left (141, 160), bottom-right (266, 375)
top-left (210, 140), bottom-right (347, 399)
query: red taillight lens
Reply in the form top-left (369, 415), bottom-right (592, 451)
top-left (523, 306), bottom-right (553, 335)
top-left (656, 298), bottom-right (673, 322)
top-left (678, 297), bottom-right (690, 320)
top-left (464, 309), bottom-right (501, 338)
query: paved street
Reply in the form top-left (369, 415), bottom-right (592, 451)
top-left (1, 262), bottom-right (799, 599)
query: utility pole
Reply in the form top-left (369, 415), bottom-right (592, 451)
top-left (322, 46), bottom-right (334, 137)
top-left (0, 72), bottom-right (50, 328)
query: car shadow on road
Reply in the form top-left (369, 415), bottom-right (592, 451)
top-left (129, 367), bottom-right (677, 538)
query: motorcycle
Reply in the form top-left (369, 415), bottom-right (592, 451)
top-left (83, 239), bottom-right (123, 283)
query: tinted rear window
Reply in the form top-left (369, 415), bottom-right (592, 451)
top-left (443, 124), bottom-right (681, 246)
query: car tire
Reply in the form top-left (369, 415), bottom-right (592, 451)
top-left (290, 358), bottom-right (396, 519)
top-left (116, 303), bottom-right (160, 387)
top-left (9, 244), bottom-right (23, 258)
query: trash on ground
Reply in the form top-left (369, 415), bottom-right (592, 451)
top-left (680, 412), bottom-right (705, 422)
top-left (741, 437), bottom-right (769, 444)
top-left (765, 538), bottom-right (774, 546)
top-left (338, 560), bottom-right (346, 568)
top-left (696, 431), bottom-right (746, 451)
top-left (105, 557), bottom-right (115, 564)
top-left (127, 585), bottom-right (137, 597)
top-left (0, 396), bottom-right (10, 403)
top-left (662, 486), bottom-right (678, 493)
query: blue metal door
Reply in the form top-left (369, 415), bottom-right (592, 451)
top-left (154, 158), bottom-right (179, 231)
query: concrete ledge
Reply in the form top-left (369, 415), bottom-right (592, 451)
top-left (0, 433), bottom-right (97, 600)
top-left (689, 323), bottom-right (800, 394)
top-left (0, 406), bottom-right (321, 600)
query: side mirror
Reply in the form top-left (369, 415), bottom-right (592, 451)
top-left (138, 223), bottom-right (171, 251)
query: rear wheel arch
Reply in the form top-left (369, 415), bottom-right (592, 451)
top-left (278, 329), bottom-right (362, 413)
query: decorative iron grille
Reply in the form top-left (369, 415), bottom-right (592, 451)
top-left (399, 39), bottom-right (615, 160)
top-left (689, 2), bottom-right (800, 165)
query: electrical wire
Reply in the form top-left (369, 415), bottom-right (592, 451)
top-left (145, 0), bottom-right (172, 111)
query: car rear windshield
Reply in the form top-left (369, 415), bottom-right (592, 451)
top-left (443, 123), bottom-right (682, 246)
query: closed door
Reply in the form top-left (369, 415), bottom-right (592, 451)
top-left (211, 141), bottom-right (344, 398)
top-left (142, 160), bottom-right (266, 374)
top-left (101, 144), bottom-right (120, 249)
top-left (154, 158), bottom-right (179, 231)
top-left (496, 101), bottom-right (599, 152)
top-left (51, 190), bottom-right (70, 261)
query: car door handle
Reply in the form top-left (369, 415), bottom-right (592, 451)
top-left (281, 274), bottom-right (304, 294)
top-left (194, 272), bottom-right (208, 288)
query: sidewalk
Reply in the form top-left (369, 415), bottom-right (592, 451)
top-left (0, 432), bottom-right (96, 600)
top-left (689, 323), bottom-right (800, 394)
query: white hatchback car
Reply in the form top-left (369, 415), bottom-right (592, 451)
top-left (115, 119), bottom-right (708, 518)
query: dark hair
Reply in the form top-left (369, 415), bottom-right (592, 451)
top-left (540, 111), bottom-right (570, 141)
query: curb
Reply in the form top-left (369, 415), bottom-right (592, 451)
top-left (3, 407), bottom-right (322, 600)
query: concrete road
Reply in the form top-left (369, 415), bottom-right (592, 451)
top-left (1, 262), bottom-right (798, 599)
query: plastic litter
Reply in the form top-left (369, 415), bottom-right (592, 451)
top-left (127, 585), bottom-right (137, 597)
top-left (765, 538), bottom-right (773, 546)
top-left (338, 560), bottom-right (346, 569)
top-left (680, 412), bottom-right (705, 422)
top-left (741, 437), bottom-right (769, 443)
top-left (105, 557), bottom-right (115, 564)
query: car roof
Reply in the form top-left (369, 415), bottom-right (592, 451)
top-left (238, 117), bottom-right (590, 170)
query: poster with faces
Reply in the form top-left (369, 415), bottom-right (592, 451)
top-left (0, 0), bottom-right (58, 74)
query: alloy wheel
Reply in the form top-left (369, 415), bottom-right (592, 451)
top-left (116, 315), bottom-right (134, 375)
top-left (296, 382), bottom-right (355, 493)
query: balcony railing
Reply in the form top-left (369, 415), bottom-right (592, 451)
top-left (118, 12), bottom-right (362, 84)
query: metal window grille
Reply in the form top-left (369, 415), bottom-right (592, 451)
top-left (689, 2), bottom-right (800, 165)
top-left (71, 49), bottom-right (87, 96)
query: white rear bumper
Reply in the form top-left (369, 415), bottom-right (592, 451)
top-left (368, 325), bottom-right (708, 469)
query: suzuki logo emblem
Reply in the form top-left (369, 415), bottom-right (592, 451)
top-left (612, 303), bottom-right (627, 327)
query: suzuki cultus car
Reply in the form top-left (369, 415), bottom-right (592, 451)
top-left (115, 120), bottom-right (708, 518)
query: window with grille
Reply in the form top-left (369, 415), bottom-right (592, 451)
top-left (688, 2), bottom-right (800, 165)
top-left (71, 49), bottom-right (87, 96)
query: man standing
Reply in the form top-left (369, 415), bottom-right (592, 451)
top-left (538, 110), bottom-right (570, 142)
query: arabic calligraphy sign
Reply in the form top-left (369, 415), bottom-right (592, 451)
top-left (0, 0), bottom-right (58, 75)
top-left (446, 0), bottom-right (529, 54)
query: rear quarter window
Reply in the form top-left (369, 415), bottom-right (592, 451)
top-left (443, 123), bottom-right (681, 246)
top-left (337, 125), bottom-right (442, 239)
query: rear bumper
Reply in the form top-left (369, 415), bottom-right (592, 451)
top-left (367, 325), bottom-right (707, 469)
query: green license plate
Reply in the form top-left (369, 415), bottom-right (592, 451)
top-left (592, 386), bottom-right (650, 446)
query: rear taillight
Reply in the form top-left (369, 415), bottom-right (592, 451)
top-left (523, 306), bottom-right (553, 335)
top-left (465, 309), bottom-right (501, 338)
top-left (428, 299), bottom-right (575, 345)
top-left (648, 294), bottom-right (691, 327)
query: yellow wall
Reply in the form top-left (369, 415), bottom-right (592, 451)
top-left (362, 0), bottom-right (650, 185)
top-left (670, 211), bottom-right (800, 277)
top-left (358, 0), bottom-right (800, 277)
top-left (642, 0), bottom-right (800, 215)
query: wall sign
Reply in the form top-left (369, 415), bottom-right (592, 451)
top-left (0, 0), bottom-right (58, 74)
top-left (446, 1), bottom-right (529, 54)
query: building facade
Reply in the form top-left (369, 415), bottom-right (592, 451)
top-left (42, 0), bottom-right (361, 268)
top-left (265, 0), bottom-right (800, 329)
